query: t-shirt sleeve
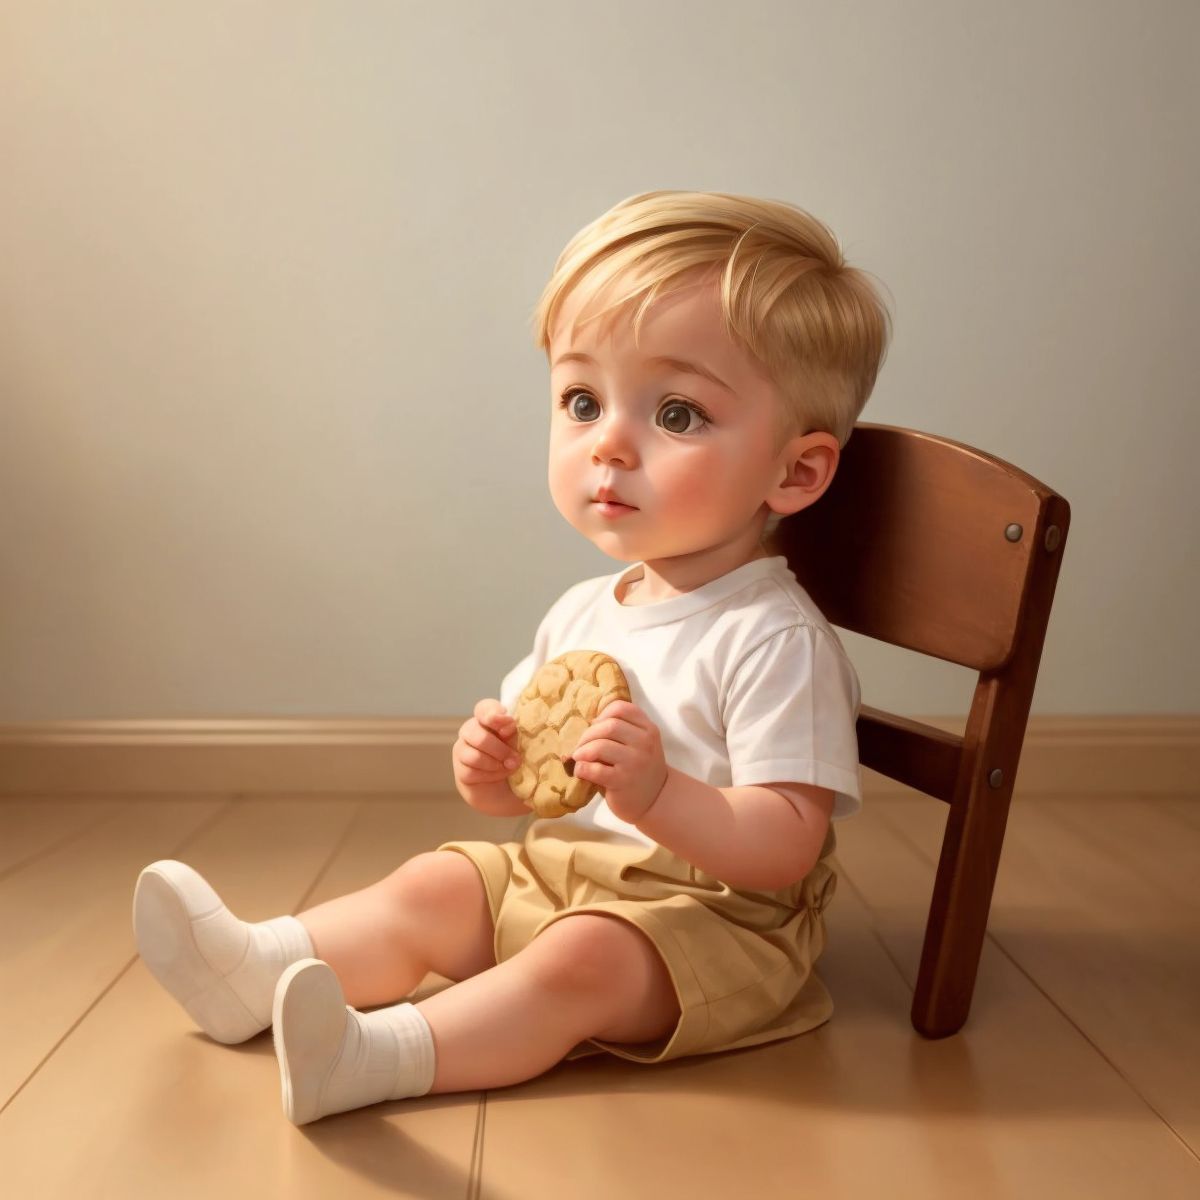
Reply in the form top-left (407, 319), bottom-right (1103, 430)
top-left (499, 647), bottom-right (537, 715)
top-left (498, 596), bottom-right (561, 715)
top-left (722, 624), bottom-right (863, 821)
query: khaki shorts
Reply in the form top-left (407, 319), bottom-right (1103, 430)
top-left (436, 816), bottom-right (839, 1065)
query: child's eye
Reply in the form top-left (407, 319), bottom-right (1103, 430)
top-left (557, 389), bottom-right (711, 435)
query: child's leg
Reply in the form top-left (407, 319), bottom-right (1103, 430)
top-left (417, 912), bottom-right (681, 1092)
top-left (135, 851), bottom-right (496, 1043)
top-left (296, 850), bottom-right (497, 1008)
top-left (273, 911), bottom-right (681, 1122)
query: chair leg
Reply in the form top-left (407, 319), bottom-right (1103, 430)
top-left (910, 778), bottom-right (1015, 1038)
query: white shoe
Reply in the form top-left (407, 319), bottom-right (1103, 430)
top-left (273, 959), bottom-right (352, 1124)
top-left (133, 860), bottom-right (309, 1044)
top-left (272, 958), bottom-right (437, 1125)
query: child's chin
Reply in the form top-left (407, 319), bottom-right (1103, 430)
top-left (592, 545), bottom-right (643, 568)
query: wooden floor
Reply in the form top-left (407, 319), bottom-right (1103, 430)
top-left (1, 789), bottom-right (1197, 1198)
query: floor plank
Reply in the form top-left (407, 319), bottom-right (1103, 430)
top-left (869, 793), bottom-right (1200, 1152)
top-left (306, 794), bottom-right (527, 911)
top-left (0, 798), bottom-right (126, 878)
top-left (0, 796), bottom-right (228, 1105)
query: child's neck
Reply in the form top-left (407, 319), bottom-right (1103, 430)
top-left (618, 549), bottom-right (772, 606)
top-left (618, 571), bottom-right (648, 605)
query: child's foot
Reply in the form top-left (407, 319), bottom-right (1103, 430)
top-left (132, 859), bottom-right (313, 1044)
top-left (272, 959), bottom-right (437, 1125)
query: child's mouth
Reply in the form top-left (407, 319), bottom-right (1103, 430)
top-left (593, 501), bottom-right (637, 518)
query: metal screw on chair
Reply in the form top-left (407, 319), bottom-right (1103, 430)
top-left (988, 768), bottom-right (1003, 788)
top-left (1043, 524), bottom-right (1061, 552)
top-left (1004, 523), bottom-right (1022, 542)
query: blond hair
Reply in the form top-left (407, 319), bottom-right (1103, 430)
top-left (530, 189), bottom-right (893, 456)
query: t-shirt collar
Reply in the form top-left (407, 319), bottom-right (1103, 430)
top-left (602, 556), bottom-right (790, 629)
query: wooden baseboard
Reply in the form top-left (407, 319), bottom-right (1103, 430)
top-left (0, 715), bottom-right (1195, 799)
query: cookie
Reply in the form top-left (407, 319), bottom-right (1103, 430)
top-left (506, 650), bottom-right (632, 819)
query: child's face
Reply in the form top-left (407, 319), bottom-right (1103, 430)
top-left (547, 269), bottom-right (814, 571)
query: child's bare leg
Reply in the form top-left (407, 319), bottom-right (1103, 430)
top-left (297, 851), bottom-right (496, 1009)
top-left (269, 910), bottom-right (681, 1123)
top-left (415, 912), bottom-right (681, 1094)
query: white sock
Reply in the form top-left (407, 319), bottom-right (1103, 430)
top-left (133, 859), bottom-right (315, 1044)
top-left (211, 913), bottom-right (316, 1022)
top-left (273, 959), bottom-right (437, 1124)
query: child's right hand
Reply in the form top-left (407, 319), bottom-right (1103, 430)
top-left (453, 699), bottom-right (521, 788)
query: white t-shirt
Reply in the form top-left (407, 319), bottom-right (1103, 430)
top-left (499, 555), bottom-right (863, 850)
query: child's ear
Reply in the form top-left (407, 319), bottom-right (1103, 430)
top-left (770, 433), bottom-right (840, 518)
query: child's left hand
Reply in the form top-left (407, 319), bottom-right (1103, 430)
top-left (568, 700), bottom-right (669, 824)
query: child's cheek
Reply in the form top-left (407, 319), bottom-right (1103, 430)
top-left (660, 464), bottom-right (715, 512)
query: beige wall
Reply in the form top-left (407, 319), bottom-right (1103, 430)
top-left (1, 1), bottom-right (1196, 722)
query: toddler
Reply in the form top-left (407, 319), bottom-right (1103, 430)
top-left (133, 189), bottom-right (891, 1124)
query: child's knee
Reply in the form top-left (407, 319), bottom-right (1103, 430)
top-left (523, 913), bottom-right (681, 1043)
top-left (523, 913), bottom-right (662, 998)
top-left (389, 851), bottom-right (497, 980)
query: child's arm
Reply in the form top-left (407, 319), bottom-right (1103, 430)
top-left (633, 768), bottom-right (833, 891)
top-left (570, 701), bottom-right (833, 890)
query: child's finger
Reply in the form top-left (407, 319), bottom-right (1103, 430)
top-left (479, 707), bottom-right (517, 739)
top-left (485, 710), bottom-right (516, 734)
top-left (466, 720), bottom-right (520, 769)
top-left (598, 700), bottom-right (635, 725)
top-left (577, 740), bottom-right (628, 767)
top-left (474, 700), bottom-right (513, 733)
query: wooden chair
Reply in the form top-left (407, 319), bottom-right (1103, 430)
top-left (774, 422), bottom-right (1071, 1038)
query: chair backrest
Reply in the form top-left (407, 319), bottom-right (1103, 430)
top-left (774, 422), bottom-right (1071, 1035)
top-left (776, 421), bottom-right (1070, 801)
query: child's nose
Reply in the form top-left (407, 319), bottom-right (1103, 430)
top-left (589, 419), bottom-right (639, 460)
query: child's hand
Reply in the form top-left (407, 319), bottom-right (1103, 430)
top-left (568, 700), bottom-right (669, 824)
top-left (453, 699), bottom-right (521, 788)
